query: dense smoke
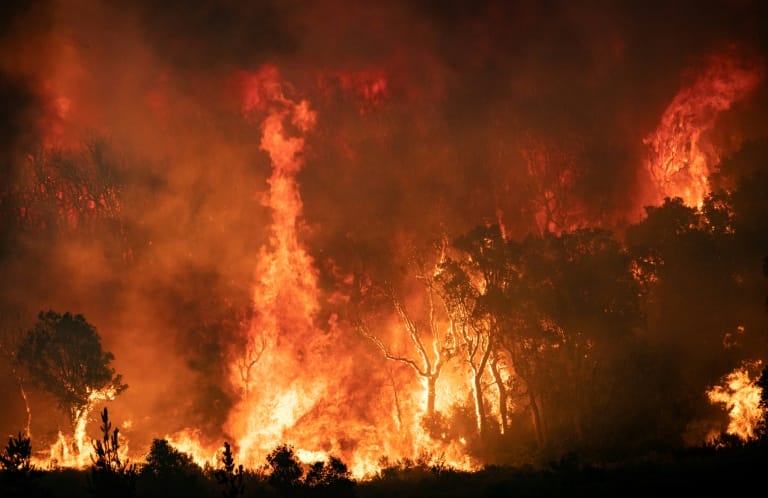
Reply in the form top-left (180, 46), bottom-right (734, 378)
top-left (0, 0), bottom-right (767, 470)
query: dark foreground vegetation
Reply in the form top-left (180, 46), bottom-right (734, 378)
top-left (2, 411), bottom-right (768, 498)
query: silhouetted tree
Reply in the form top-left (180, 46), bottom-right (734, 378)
top-left (266, 444), bottom-right (303, 492)
top-left (17, 311), bottom-right (127, 430)
top-left (214, 441), bottom-right (244, 498)
top-left (305, 456), bottom-right (356, 497)
top-left (89, 407), bottom-right (136, 498)
top-left (139, 438), bottom-right (202, 498)
top-left (0, 430), bottom-right (37, 497)
top-left (142, 438), bottom-right (199, 477)
top-left (523, 229), bottom-right (642, 448)
top-left (757, 365), bottom-right (768, 440)
top-left (0, 432), bottom-right (32, 475)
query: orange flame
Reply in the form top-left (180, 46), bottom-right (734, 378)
top-left (33, 387), bottom-right (122, 469)
top-left (643, 51), bottom-right (762, 208)
top-left (707, 360), bottom-right (765, 441)
top-left (164, 429), bottom-right (220, 469)
top-left (227, 65), bottom-right (331, 469)
top-left (161, 67), bottom-right (481, 478)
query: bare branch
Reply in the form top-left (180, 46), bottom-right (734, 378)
top-left (355, 320), bottom-right (426, 376)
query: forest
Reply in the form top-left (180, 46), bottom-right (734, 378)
top-left (2, 0), bottom-right (768, 496)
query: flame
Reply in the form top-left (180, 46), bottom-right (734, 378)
top-left (34, 387), bottom-right (121, 469)
top-left (707, 360), bottom-right (765, 441)
top-left (198, 67), bottom-right (479, 477)
top-left (643, 51), bottom-right (762, 208)
top-left (226, 65), bottom-right (331, 468)
top-left (164, 429), bottom-right (220, 469)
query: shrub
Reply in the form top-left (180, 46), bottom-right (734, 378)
top-left (214, 441), bottom-right (244, 498)
top-left (88, 408), bottom-right (136, 498)
top-left (142, 438), bottom-right (200, 478)
top-left (266, 444), bottom-right (303, 490)
top-left (0, 432), bottom-right (33, 475)
top-left (305, 456), bottom-right (356, 497)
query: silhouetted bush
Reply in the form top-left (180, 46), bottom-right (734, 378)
top-left (88, 407), bottom-right (136, 498)
top-left (142, 438), bottom-right (200, 478)
top-left (0, 431), bottom-right (33, 475)
top-left (214, 441), bottom-right (244, 498)
top-left (138, 438), bottom-right (204, 498)
top-left (266, 444), bottom-right (303, 492)
top-left (0, 431), bottom-right (40, 497)
top-left (305, 456), bottom-right (356, 497)
top-left (375, 450), bottom-right (451, 481)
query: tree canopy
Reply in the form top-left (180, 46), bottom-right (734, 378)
top-left (17, 311), bottom-right (127, 424)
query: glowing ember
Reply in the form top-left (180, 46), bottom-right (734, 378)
top-left (707, 361), bottom-right (765, 441)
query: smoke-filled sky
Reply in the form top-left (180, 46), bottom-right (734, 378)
top-left (1, 0), bottom-right (767, 468)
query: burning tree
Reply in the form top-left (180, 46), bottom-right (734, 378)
top-left (354, 251), bottom-right (457, 419)
top-left (521, 229), bottom-right (642, 449)
top-left (436, 224), bottom-right (643, 453)
top-left (9, 139), bottom-right (125, 235)
top-left (17, 311), bottom-right (127, 454)
top-left (642, 52), bottom-right (762, 208)
top-left (436, 225), bottom-right (509, 440)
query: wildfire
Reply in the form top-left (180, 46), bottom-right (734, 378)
top-left (164, 429), bottom-right (220, 469)
top-left (643, 51), bottom-right (762, 208)
top-left (707, 361), bottom-right (765, 441)
top-left (6, 2), bottom-right (768, 479)
top-left (34, 387), bottom-right (122, 469)
top-left (197, 66), bottom-right (479, 477)
top-left (227, 65), bottom-right (332, 468)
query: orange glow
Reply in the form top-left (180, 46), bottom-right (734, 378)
top-left (164, 429), bottom-right (220, 469)
top-left (34, 387), bottom-right (122, 469)
top-left (4, 2), bottom-right (767, 478)
top-left (205, 67), bottom-right (479, 477)
top-left (519, 135), bottom-right (585, 234)
top-left (227, 65), bottom-right (332, 469)
top-left (643, 52), bottom-right (762, 208)
top-left (318, 68), bottom-right (389, 113)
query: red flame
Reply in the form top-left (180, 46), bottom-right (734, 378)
top-left (642, 50), bottom-right (762, 207)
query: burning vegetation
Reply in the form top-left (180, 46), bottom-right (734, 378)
top-left (1, 0), bottom-right (768, 494)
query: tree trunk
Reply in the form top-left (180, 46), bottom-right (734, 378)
top-left (426, 374), bottom-right (437, 417)
top-left (528, 389), bottom-right (545, 449)
top-left (18, 381), bottom-right (32, 437)
top-left (387, 369), bottom-right (404, 432)
top-left (472, 369), bottom-right (487, 438)
top-left (490, 357), bottom-right (508, 435)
